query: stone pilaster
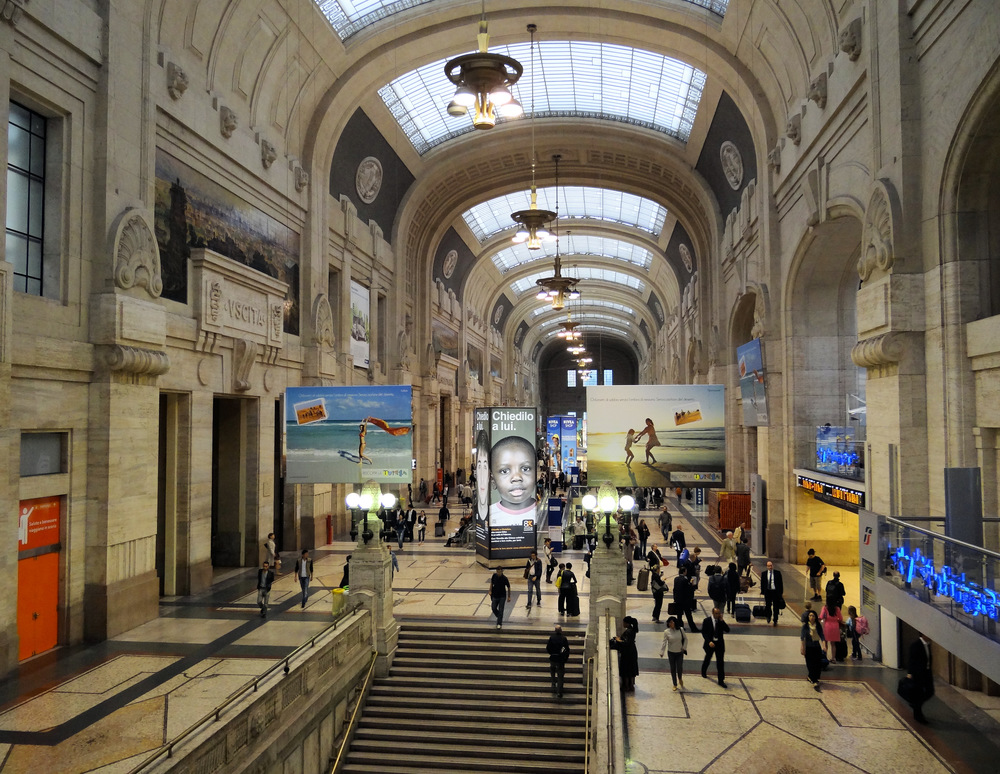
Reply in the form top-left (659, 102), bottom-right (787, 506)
top-left (349, 520), bottom-right (398, 677)
top-left (0, 259), bottom-right (17, 673)
top-left (584, 518), bottom-right (626, 665)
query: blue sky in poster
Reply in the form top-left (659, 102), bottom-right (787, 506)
top-left (285, 386), bottom-right (411, 422)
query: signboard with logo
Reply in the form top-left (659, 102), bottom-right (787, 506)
top-left (18, 496), bottom-right (61, 552)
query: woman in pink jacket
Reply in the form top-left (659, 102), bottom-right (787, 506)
top-left (819, 603), bottom-right (844, 659)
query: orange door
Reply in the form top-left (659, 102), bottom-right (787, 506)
top-left (17, 552), bottom-right (59, 660)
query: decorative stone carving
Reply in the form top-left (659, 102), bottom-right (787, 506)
top-left (106, 345), bottom-right (170, 376)
top-left (166, 62), bottom-right (188, 100)
top-left (312, 293), bottom-right (335, 348)
top-left (808, 72), bottom-right (828, 109)
top-left (786, 114), bottom-right (802, 146)
top-left (857, 179), bottom-right (902, 281)
top-left (233, 338), bottom-right (258, 392)
top-left (719, 141), bottom-right (744, 190)
top-left (209, 280), bottom-right (222, 322)
top-left (355, 156), bottom-right (383, 204)
top-left (653, 300), bottom-right (664, 325)
top-left (1, 0), bottom-right (28, 26)
top-left (767, 145), bottom-right (781, 173)
top-left (220, 106), bottom-right (238, 139)
top-left (708, 324), bottom-right (720, 367)
top-left (271, 303), bottom-right (283, 340)
top-left (750, 290), bottom-right (767, 339)
top-left (670, 354), bottom-right (681, 384)
top-left (679, 244), bottom-right (693, 273)
top-left (443, 249), bottom-right (458, 279)
top-left (111, 209), bottom-right (163, 298)
top-left (294, 165), bottom-right (309, 192)
top-left (398, 313), bottom-right (413, 369)
top-left (260, 139), bottom-right (277, 169)
top-left (839, 18), bottom-right (863, 62)
top-left (851, 332), bottom-right (904, 368)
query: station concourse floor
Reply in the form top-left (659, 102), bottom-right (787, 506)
top-left (1, 499), bottom-right (999, 773)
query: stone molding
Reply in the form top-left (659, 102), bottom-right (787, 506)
top-left (851, 332), bottom-right (904, 368)
top-left (166, 62), bottom-right (188, 100)
top-left (111, 209), bottom-right (163, 298)
top-left (312, 293), bottom-right (335, 348)
top-left (858, 179), bottom-right (902, 281)
top-left (0, 259), bottom-right (11, 364)
top-left (105, 344), bottom-right (170, 375)
top-left (0, 0), bottom-right (28, 26)
top-left (233, 338), bottom-right (258, 392)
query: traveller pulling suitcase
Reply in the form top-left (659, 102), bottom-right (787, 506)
top-left (636, 567), bottom-right (650, 592)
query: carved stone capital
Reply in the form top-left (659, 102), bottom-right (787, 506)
top-left (839, 18), bottom-right (863, 62)
top-left (111, 209), bottom-right (163, 298)
top-left (220, 106), bottom-right (238, 139)
top-left (851, 332), bottom-right (904, 368)
top-left (106, 345), bottom-right (170, 375)
top-left (166, 62), bottom-right (188, 100)
top-left (857, 179), bottom-right (902, 282)
top-left (808, 72), bottom-right (827, 109)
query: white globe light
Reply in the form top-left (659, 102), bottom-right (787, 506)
top-left (345, 492), bottom-right (360, 508)
top-left (380, 493), bottom-right (396, 508)
top-left (599, 496), bottom-right (616, 513)
top-left (358, 493), bottom-right (374, 510)
top-left (619, 495), bottom-right (635, 510)
top-left (581, 494), bottom-right (597, 510)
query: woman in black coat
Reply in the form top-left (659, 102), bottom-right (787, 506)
top-left (611, 616), bottom-right (640, 691)
top-left (725, 562), bottom-right (741, 615)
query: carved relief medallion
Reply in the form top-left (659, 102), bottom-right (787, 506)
top-left (442, 249), bottom-right (458, 279)
top-left (493, 305), bottom-right (503, 325)
top-left (719, 141), bottom-right (744, 190)
top-left (654, 300), bottom-right (665, 324)
top-left (679, 244), bottom-right (693, 273)
top-left (355, 156), bottom-right (383, 204)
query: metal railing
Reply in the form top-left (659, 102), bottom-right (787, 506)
top-left (584, 656), bottom-right (595, 774)
top-left (882, 516), bottom-right (1000, 643)
top-left (329, 650), bottom-right (379, 773)
top-left (127, 607), bottom-right (360, 774)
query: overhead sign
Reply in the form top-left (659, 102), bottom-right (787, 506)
top-left (795, 473), bottom-right (865, 512)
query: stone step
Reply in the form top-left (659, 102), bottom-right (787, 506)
top-left (345, 746), bottom-right (586, 769)
top-left (373, 676), bottom-right (586, 695)
top-left (342, 760), bottom-right (584, 774)
top-left (359, 713), bottom-right (585, 736)
top-left (389, 661), bottom-right (584, 678)
top-left (353, 727), bottom-right (584, 750)
top-left (365, 691), bottom-right (586, 714)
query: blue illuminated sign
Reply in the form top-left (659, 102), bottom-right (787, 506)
top-left (888, 544), bottom-right (999, 620)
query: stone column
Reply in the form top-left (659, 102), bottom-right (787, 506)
top-left (349, 504), bottom-right (398, 677)
top-left (584, 514), bottom-right (626, 665)
top-left (0, 259), bottom-right (16, 672)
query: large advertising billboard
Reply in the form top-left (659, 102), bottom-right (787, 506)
top-left (474, 406), bottom-right (538, 564)
top-left (349, 280), bottom-right (370, 368)
top-left (737, 338), bottom-right (769, 426)
top-left (561, 416), bottom-right (578, 475)
top-left (285, 386), bottom-right (412, 484)
top-left (586, 385), bottom-right (725, 487)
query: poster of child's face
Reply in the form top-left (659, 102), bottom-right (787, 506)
top-left (475, 430), bottom-right (491, 520)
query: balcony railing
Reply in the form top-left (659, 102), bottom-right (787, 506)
top-left (880, 516), bottom-right (1000, 645)
top-left (805, 440), bottom-right (865, 482)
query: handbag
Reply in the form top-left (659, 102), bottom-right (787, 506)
top-left (523, 566), bottom-right (530, 579)
top-left (778, 597), bottom-right (786, 610)
top-left (555, 574), bottom-right (563, 588)
top-left (897, 676), bottom-right (917, 703)
top-left (667, 602), bottom-right (680, 616)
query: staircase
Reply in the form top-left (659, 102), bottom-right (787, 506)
top-left (340, 620), bottom-right (589, 774)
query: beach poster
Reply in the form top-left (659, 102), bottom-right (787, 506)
top-left (737, 338), bottom-right (769, 426)
top-left (285, 386), bottom-right (412, 484)
top-left (586, 385), bottom-right (725, 487)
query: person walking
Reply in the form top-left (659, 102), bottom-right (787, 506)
top-left (820, 602), bottom-right (845, 660)
top-left (825, 570), bottom-right (846, 611)
top-left (707, 566), bottom-right (728, 613)
top-left (761, 561), bottom-right (785, 626)
top-left (556, 563), bottom-right (568, 614)
top-left (670, 525), bottom-right (687, 563)
top-left (724, 563), bottom-right (740, 616)
top-left (637, 519), bottom-right (650, 556)
top-left (673, 566), bottom-right (700, 632)
top-left (719, 531), bottom-right (737, 566)
top-left (416, 511), bottom-right (427, 544)
top-left (801, 609), bottom-right (826, 691)
top-left (546, 624), bottom-right (571, 698)
top-left (256, 561), bottom-right (275, 618)
top-left (525, 551), bottom-right (543, 610)
top-left (264, 532), bottom-right (277, 566)
top-left (294, 549), bottom-right (313, 608)
top-left (658, 508), bottom-right (672, 541)
top-left (488, 567), bottom-right (511, 629)
top-left (396, 517), bottom-right (406, 550)
top-left (658, 616), bottom-right (688, 691)
top-left (650, 567), bottom-right (666, 623)
top-left (907, 633), bottom-right (935, 723)
top-left (806, 548), bottom-right (827, 601)
top-left (735, 538), bottom-right (751, 578)
top-left (846, 605), bottom-right (864, 660)
top-left (701, 607), bottom-right (730, 687)
top-left (544, 538), bottom-right (557, 582)
top-left (611, 617), bottom-right (639, 691)
top-left (563, 563), bottom-right (580, 617)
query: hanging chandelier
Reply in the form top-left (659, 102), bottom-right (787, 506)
top-left (510, 24), bottom-right (555, 249)
top-left (534, 154), bottom-right (580, 310)
top-left (567, 344), bottom-right (586, 356)
top-left (445, 4), bottom-right (524, 129)
top-left (556, 312), bottom-right (582, 341)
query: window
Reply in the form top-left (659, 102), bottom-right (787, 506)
top-left (20, 432), bottom-right (66, 476)
top-left (581, 370), bottom-right (598, 387)
top-left (567, 370), bottom-right (577, 388)
top-left (6, 102), bottom-right (47, 296)
top-left (604, 370), bottom-right (614, 386)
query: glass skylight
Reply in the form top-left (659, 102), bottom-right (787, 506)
top-left (510, 268), bottom-right (644, 295)
top-left (379, 41), bottom-right (707, 154)
top-left (532, 299), bottom-right (634, 317)
top-left (462, 187), bottom-right (667, 242)
top-left (315, 2), bottom-right (727, 42)
top-left (539, 312), bottom-right (627, 330)
top-left (492, 235), bottom-right (654, 274)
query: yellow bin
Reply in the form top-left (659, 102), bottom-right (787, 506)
top-left (332, 587), bottom-right (346, 616)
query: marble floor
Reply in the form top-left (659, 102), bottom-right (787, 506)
top-left (0, 497), bottom-right (998, 773)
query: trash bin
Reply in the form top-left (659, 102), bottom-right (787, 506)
top-left (332, 587), bottom-right (346, 616)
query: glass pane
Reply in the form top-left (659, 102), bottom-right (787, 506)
top-left (30, 111), bottom-right (46, 137)
top-left (20, 432), bottom-right (64, 476)
top-left (13, 272), bottom-right (26, 293)
top-left (25, 276), bottom-right (41, 296)
top-left (6, 231), bottom-right (28, 274)
top-left (30, 134), bottom-right (45, 176)
top-left (8, 101), bottom-right (30, 130)
top-left (6, 170), bottom-right (29, 231)
top-left (26, 239), bottom-right (41, 278)
top-left (8, 124), bottom-right (29, 171)
top-left (28, 179), bottom-right (44, 236)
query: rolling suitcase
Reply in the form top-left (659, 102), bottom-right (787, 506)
top-left (835, 637), bottom-right (848, 662)
top-left (637, 567), bottom-right (650, 591)
top-left (567, 593), bottom-right (581, 616)
top-left (752, 604), bottom-right (768, 619)
top-left (733, 596), bottom-right (752, 623)
top-left (434, 522), bottom-right (445, 538)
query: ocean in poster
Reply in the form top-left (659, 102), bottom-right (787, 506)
top-left (286, 419), bottom-right (412, 484)
top-left (587, 427), bottom-right (725, 487)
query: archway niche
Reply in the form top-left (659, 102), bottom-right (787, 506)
top-left (786, 217), bottom-right (865, 564)
top-left (727, 292), bottom-right (760, 493)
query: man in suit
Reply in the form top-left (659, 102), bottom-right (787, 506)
top-left (546, 624), bottom-right (571, 698)
top-left (907, 633), bottom-right (934, 723)
top-left (762, 560), bottom-right (784, 626)
top-left (701, 607), bottom-right (731, 687)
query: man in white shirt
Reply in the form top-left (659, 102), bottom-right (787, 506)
top-left (762, 561), bottom-right (784, 626)
top-left (294, 549), bottom-right (313, 608)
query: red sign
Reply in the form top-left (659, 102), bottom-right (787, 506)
top-left (18, 496), bottom-right (61, 551)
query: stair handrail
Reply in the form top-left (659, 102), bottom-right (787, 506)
top-left (330, 649), bottom-right (380, 774)
top-left (584, 655), bottom-right (595, 773)
top-left (127, 607), bottom-right (361, 774)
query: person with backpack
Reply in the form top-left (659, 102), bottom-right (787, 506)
top-left (724, 563), bottom-right (741, 616)
top-left (707, 566), bottom-right (728, 612)
top-left (846, 605), bottom-right (868, 660)
top-left (825, 571), bottom-right (846, 610)
top-left (650, 567), bottom-right (667, 623)
top-left (670, 526), bottom-right (687, 563)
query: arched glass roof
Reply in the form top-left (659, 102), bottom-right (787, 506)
top-left (379, 41), bottom-right (707, 154)
top-left (511, 268), bottom-right (644, 295)
top-left (492, 235), bottom-right (654, 274)
top-left (532, 299), bottom-right (634, 317)
top-left (462, 187), bottom-right (667, 242)
top-left (315, 2), bottom-right (728, 42)
top-left (538, 312), bottom-right (628, 330)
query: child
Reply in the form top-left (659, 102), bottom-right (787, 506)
top-left (846, 605), bottom-right (863, 660)
top-left (624, 428), bottom-right (636, 465)
top-left (489, 435), bottom-right (537, 526)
